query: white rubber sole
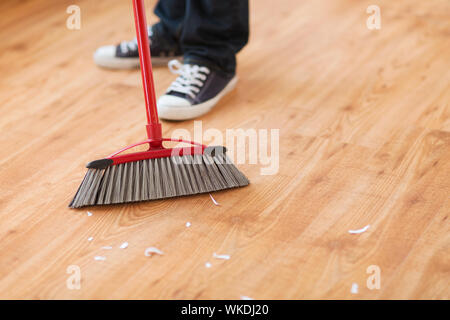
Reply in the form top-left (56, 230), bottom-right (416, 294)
top-left (93, 45), bottom-right (180, 69)
top-left (157, 76), bottom-right (238, 120)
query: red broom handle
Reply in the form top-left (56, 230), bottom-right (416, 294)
top-left (132, 0), bottom-right (162, 145)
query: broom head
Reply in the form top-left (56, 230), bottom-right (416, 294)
top-left (69, 139), bottom-right (249, 208)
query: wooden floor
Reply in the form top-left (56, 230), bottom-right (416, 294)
top-left (0, 0), bottom-right (449, 299)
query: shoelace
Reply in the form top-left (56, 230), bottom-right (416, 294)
top-left (167, 60), bottom-right (210, 99)
top-left (119, 26), bottom-right (153, 53)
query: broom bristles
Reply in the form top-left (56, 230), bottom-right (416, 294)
top-left (69, 146), bottom-right (249, 208)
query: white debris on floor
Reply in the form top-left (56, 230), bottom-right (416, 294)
top-left (205, 262), bottom-right (212, 268)
top-left (186, 222), bottom-right (191, 228)
top-left (213, 252), bottom-right (230, 260)
top-left (145, 247), bottom-right (164, 257)
top-left (240, 295), bottom-right (254, 300)
top-left (119, 242), bottom-right (129, 249)
top-left (87, 211), bottom-right (93, 216)
top-left (94, 256), bottom-right (106, 261)
top-left (351, 283), bottom-right (359, 294)
top-left (101, 246), bottom-right (113, 250)
top-left (87, 237), bottom-right (94, 242)
top-left (209, 193), bottom-right (220, 206)
top-left (348, 224), bottom-right (370, 234)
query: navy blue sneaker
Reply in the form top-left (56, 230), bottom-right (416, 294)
top-left (94, 26), bottom-right (182, 69)
top-left (157, 60), bottom-right (237, 120)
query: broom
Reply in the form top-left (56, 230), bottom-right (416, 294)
top-left (69, 0), bottom-right (249, 208)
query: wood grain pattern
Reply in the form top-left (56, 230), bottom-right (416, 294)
top-left (0, 0), bottom-right (449, 299)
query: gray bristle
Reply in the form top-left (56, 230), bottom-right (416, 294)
top-left (69, 152), bottom-right (249, 208)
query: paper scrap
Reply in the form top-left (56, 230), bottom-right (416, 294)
top-left (240, 296), bottom-right (254, 300)
top-left (119, 242), bottom-right (128, 249)
top-left (348, 224), bottom-right (370, 234)
top-left (87, 211), bottom-right (93, 216)
top-left (213, 252), bottom-right (230, 260)
top-left (101, 246), bottom-right (112, 250)
top-left (205, 262), bottom-right (212, 268)
top-left (145, 247), bottom-right (164, 257)
top-left (94, 256), bottom-right (106, 261)
top-left (87, 237), bottom-right (94, 242)
top-left (351, 283), bottom-right (359, 294)
top-left (186, 222), bottom-right (191, 228)
top-left (209, 193), bottom-right (219, 206)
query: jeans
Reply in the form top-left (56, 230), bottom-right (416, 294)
top-left (153, 0), bottom-right (249, 74)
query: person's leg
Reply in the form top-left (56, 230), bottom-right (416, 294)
top-left (180, 0), bottom-right (249, 74)
top-left (156, 0), bottom-right (249, 120)
top-left (153, 0), bottom-right (186, 45)
top-left (93, 0), bottom-right (184, 69)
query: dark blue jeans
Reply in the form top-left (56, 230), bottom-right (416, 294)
top-left (153, 0), bottom-right (249, 74)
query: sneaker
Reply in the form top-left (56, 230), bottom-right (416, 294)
top-left (157, 60), bottom-right (237, 120)
top-left (93, 26), bottom-right (182, 69)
